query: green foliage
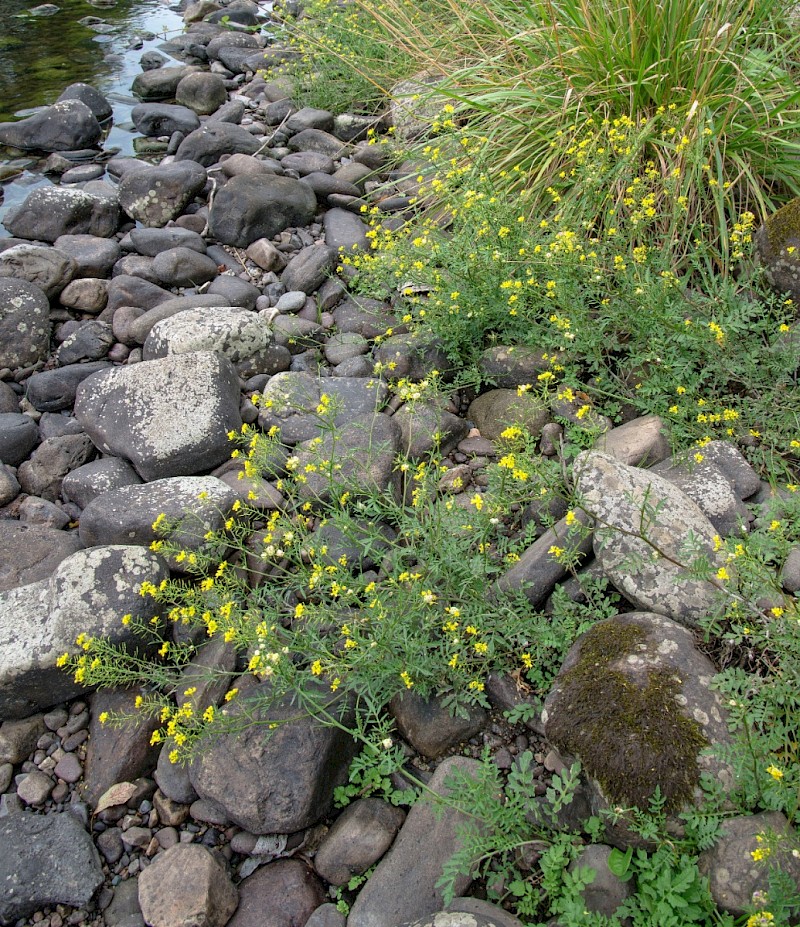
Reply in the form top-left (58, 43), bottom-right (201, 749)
top-left (269, 0), bottom-right (416, 113)
top-left (345, 122), bottom-right (800, 479)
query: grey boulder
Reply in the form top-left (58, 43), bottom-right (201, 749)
top-left (0, 99), bottom-right (101, 152)
top-left (0, 277), bottom-right (51, 369)
top-left (573, 451), bottom-right (731, 626)
top-left (0, 545), bottom-right (168, 718)
top-left (3, 186), bottom-right (120, 242)
top-left (144, 307), bottom-right (271, 364)
top-left (208, 173), bottom-right (317, 247)
top-left (74, 351), bottom-right (242, 481)
top-left (0, 812), bottom-right (103, 924)
top-left (0, 244), bottom-right (77, 299)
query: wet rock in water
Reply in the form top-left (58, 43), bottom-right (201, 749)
top-left (0, 277), bottom-right (51, 369)
top-left (0, 243), bottom-right (77, 299)
top-left (175, 122), bottom-right (262, 167)
top-left (542, 612), bottom-right (734, 821)
top-left (227, 859), bottom-right (325, 927)
top-left (573, 451), bottom-right (730, 626)
top-left (57, 82), bottom-right (113, 122)
top-left (0, 545), bottom-right (168, 718)
top-left (175, 71), bottom-right (228, 115)
top-left (208, 173), bottom-right (318, 247)
top-left (0, 812), bottom-right (103, 923)
top-left (0, 523), bottom-right (83, 592)
top-left (314, 797), bottom-right (406, 886)
top-left (189, 681), bottom-right (358, 834)
top-left (117, 160), bottom-right (207, 228)
top-left (78, 475), bottom-right (238, 550)
top-left (131, 65), bottom-right (198, 101)
top-left (348, 757), bottom-right (482, 927)
top-left (0, 99), bottom-right (101, 152)
top-left (74, 351), bottom-right (242, 481)
top-left (3, 185), bottom-right (120, 241)
top-left (131, 102), bottom-right (201, 137)
top-left (138, 844), bottom-right (238, 927)
top-left (144, 307), bottom-right (272, 364)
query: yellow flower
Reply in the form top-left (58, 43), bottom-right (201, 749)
top-left (549, 545), bottom-right (565, 558)
top-left (150, 730), bottom-right (163, 746)
top-left (169, 750), bottom-right (180, 764)
top-left (766, 764), bottom-right (784, 780)
top-left (400, 671), bottom-right (413, 689)
top-left (716, 567), bottom-right (730, 581)
top-left (203, 706), bottom-right (215, 723)
top-left (311, 660), bottom-right (323, 676)
top-left (56, 652), bottom-right (69, 668)
top-left (565, 510), bottom-right (576, 526)
top-left (99, 712), bottom-right (109, 725)
top-left (225, 688), bottom-right (238, 702)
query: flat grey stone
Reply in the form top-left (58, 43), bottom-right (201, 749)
top-left (0, 812), bottom-right (103, 923)
top-left (143, 307), bottom-right (271, 364)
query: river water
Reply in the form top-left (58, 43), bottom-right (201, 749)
top-left (0, 0), bottom-right (186, 232)
top-left (0, 0), bottom-right (184, 121)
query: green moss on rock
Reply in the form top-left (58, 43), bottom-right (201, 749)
top-left (546, 617), bottom-right (706, 813)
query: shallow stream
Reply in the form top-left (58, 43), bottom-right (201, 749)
top-left (0, 0), bottom-right (186, 232)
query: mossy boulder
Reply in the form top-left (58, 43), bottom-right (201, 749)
top-left (755, 197), bottom-right (800, 302)
top-left (542, 612), bottom-right (733, 827)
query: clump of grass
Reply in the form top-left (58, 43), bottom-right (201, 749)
top-left (270, 0), bottom-right (419, 114)
top-left (354, 0), bottom-right (800, 253)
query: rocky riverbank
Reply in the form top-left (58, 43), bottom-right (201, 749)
top-left (0, 1), bottom-right (798, 926)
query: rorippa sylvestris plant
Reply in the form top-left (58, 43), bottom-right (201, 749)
top-left (344, 109), bottom-right (800, 480)
top-left (60, 395), bottom-right (605, 767)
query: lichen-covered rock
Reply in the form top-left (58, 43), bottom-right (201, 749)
top-left (755, 197), bottom-right (800, 301)
top-left (0, 98), bottom-right (101, 152)
top-left (117, 160), bottom-right (207, 228)
top-left (542, 612), bottom-right (733, 818)
top-left (467, 389), bottom-right (550, 441)
top-left (698, 812), bottom-right (800, 917)
top-left (573, 451), bottom-right (730, 626)
top-left (143, 307), bottom-right (271, 363)
top-left (3, 186), bottom-right (120, 242)
top-left (0, 546), bottom-right (167, 718)
top-left (0, 244), bottom-right (77, 299)
top-left (74, 352), bottom-right (242, 481)
top-left (0, 277), bottom-right (51, 370)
